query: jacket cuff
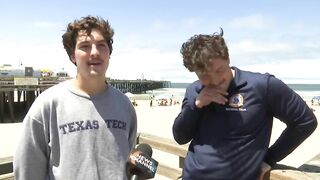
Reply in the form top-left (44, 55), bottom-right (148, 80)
top-left (264, 152), bottom-right (277, 167)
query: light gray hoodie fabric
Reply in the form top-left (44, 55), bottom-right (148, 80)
top-left (14, 80), bottom-right (137, 180)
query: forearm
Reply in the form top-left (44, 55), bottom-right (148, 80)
top-left (265, 116), bottom-right (317, 166)
top-left (265, 76), bottom-right (318, 166)
top-left (172, 102), bottom-right (201, 144)
top-left (14, 153), bottom-right (48, 180)
top-left (14, 118), bottom-right (48, 180)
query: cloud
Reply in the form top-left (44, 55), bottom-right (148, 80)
top-left (239, 58), bottom-right (320, 83)
top-left (227, 14), bottom-right (272, 29)
top-left (108, 47), bottom-right (194, 82)
top-left (0, 40), bottom-right (74, 75)
top-left (33, 21), bottom-right (60, 28)
top-left (180, 17), bottom-right (204, 29)
top-left (230, 40), bottom-right (292, 54)
top-left (228, 33), bottom-right (320, 66)
top-left (149, 17), bottom-right (204, 31)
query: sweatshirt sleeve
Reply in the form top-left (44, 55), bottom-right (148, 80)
top-left (13, 114), bottom-right (49, 180)
top-left (128, 104), bottom-right (138, 151)
top-left (264, 76), bottom-right (318, 166)
top-left (172, 82), bottom-right (202, 145)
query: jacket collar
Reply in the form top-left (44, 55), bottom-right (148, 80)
top-left (228, 66), bottom-right (247, 92)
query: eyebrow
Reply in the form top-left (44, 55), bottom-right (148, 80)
top-left (76, 41), bottom-right (90, 46)
top-left (96, 40), bottom-right (107, 44)
top-left (213, 65), bottom-right (224, 72)
top-left (77, 39), bottom-right (106, 45)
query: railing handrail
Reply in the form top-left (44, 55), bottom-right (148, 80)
top-left (0, 156), bottom-right (13, 180)
top-left (136, 133), bottom-right (319, 180)
top-left (1, 133), bottom-right (319, 180)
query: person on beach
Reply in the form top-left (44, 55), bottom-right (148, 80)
top-left (172, 28), bottom-right (318, 180)
top-left (14, 15), bottom-right (137, 180)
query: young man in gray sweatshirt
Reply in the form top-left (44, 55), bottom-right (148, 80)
top-left (14, 15), bottom-right (137, 180)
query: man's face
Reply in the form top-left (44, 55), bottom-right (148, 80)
top-left (71, 28), bottom-right (110, 79)
top-left (195, 58), bottom-right (233, 91)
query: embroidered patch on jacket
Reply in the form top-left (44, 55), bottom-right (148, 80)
top-left (229, 93), bottom-right (244, 108)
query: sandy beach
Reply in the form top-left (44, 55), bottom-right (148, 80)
top-left (1, 98), bottom-right (319, 179)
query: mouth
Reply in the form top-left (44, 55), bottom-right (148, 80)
top-left (88, 61), bottom-right (102, 66)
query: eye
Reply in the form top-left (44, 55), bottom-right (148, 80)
top-left (215, 67), bottom-right (224, 75)
top-left (79, 44), bottom-right (90, 50)
top-left (216, 69), bottom-right (222, 75)
top-left (98, 43), bottom-right (107, 48)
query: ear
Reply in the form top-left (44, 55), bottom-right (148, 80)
top-left (71, 54), bottom-right (77, 65)
top-left (227, 58), bottom-right (230, 64)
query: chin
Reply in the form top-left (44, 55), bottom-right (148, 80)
top-left (223, 84), bottom-right (230, 91)
top-left (88, 71), bottom-right (104, 77)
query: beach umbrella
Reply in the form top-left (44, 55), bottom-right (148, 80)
top-left (155, 94), bottom-right (171, 100)
top-left (125, 92), bottom-right (135, 99)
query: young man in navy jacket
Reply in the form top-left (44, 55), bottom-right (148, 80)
top-left (172, 29), bottom-right (317, 180)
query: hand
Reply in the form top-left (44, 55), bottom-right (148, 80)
top-left (195, 86), bottom-right (228, 108)
top-left (258, 162), bottom-right (271, 180)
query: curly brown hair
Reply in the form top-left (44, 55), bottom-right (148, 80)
top-left (180, 28), bottom-right (229, 73)
top-left (62, 15), bottom-right (114, 64)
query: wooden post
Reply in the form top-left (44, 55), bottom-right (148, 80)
top-left (7, 92), bottom-right (15, 123)
top-left (0, 156), bottom-right (14, 180)
top-left (17, 90), bottom-right (22, 102)
top-left (26, 91), bottom-right (35, 110)
top-left (0, 92), bottom-right (4, 123)
top-left (179, 157), bottom-right (185, 169)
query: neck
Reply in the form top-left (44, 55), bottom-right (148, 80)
top-left (224, 67), bottom-right (235, 91)
top-left (231, 68), bottom-right (235, 78)
top-left (72, 76), bottom-right (107, 96)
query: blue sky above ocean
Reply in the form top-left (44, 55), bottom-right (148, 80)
top-left (1, 0), bottom-right (319, 83)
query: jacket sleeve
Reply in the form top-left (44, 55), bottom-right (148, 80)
top-left (172, 83), bottom-right (202, 145)
top-left (264, 76), bottom-right (317, 166)
top-left (13, 114), bottom-right (49, 180)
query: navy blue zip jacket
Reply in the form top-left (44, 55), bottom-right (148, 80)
top-left (172, 67), bottom-right (317, 180)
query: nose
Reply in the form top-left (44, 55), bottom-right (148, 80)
top-left (198, 75), bottom-right (211, 86)
top-left (90, 44), bottom-right (99, 58)
top-left (199, 74), bottom-right (220, 87)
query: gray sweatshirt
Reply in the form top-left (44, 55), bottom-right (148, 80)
top-left (14, 80), bottom-right (137, 180)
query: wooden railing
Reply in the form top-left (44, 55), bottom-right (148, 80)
top-left (136, 133), bottom-right (188, 179)
top-left (136, 133), bottom-right (320, 180)
top-left (0, 156), bottom-right (13, 180)
top-left (1, 133), bottom-right (319, 180)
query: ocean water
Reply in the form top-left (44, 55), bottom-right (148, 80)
top-left (148, 83), bottom-right (320, 102)
top-left (287, 84), bottom-right (320, 101)
top-left (145, 87), bottom-right (186, 101)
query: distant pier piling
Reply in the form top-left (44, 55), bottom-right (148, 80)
top-left (109, 79), bottom-right (171, 93)
top-left (0, 77), bottom-right (170, 123)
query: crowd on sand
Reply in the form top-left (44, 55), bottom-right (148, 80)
top-left (131, 98), bottom-right (180, 107)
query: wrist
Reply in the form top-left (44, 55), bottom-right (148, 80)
top-left (195, 99), bottom-right (203, 109)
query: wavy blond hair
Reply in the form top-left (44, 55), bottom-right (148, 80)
top-left (180, 28), bottom-right (229, 73)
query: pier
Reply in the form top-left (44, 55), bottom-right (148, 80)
top-left (0, 77), bottom-right (170, 123)
top-left (108, 78), bottom-right (171, 94)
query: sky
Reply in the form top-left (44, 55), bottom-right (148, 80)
top-left (1, 0), bottom-right (320, 83)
